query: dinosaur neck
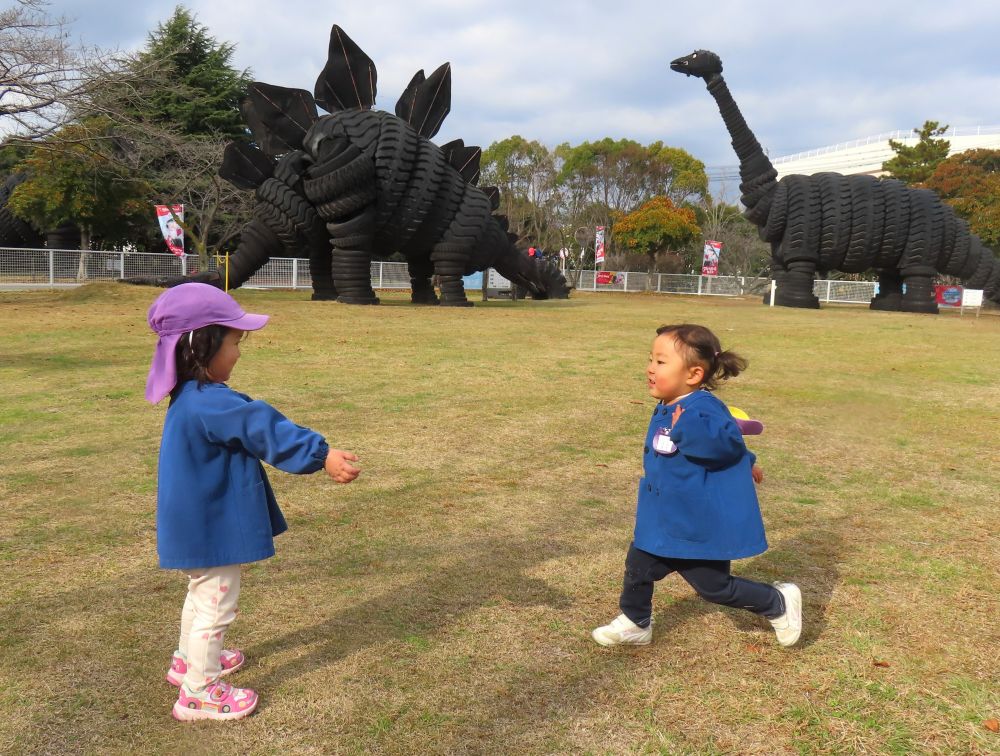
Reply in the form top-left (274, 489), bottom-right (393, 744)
top-left (705, 73), bottom-right (778, 222)
top-left (705, 74), bottom-right (771, 174)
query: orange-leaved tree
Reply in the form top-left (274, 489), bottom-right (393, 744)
top-left (614, 196), bottom-right (700, 271)
top-left (924, 148), bottom-right (1000, 251)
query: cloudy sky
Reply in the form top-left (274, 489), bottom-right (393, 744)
top-left (58, 0), bottom-right (1000, 188)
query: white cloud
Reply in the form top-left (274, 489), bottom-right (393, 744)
top-left (48, 0), bottom-right (1000, 176)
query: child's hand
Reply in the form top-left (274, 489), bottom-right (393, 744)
top-left (671, 404), bottom-right (684, 425)
top-left (324, 449), bottom-right (360, 483)
top-left (751, 463), bottom-right (764, 484)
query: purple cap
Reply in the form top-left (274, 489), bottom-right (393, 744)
top-left (145, 283), bottom-right (269, 404)
top-left (734, 418), bottom-right (764, 435)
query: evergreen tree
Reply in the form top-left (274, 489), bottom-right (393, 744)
top-left (882, 121), bottom-right (951, 185)
top-left (136, 6), bottom-right (252, 138)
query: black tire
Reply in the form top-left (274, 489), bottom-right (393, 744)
top-left (256, 178), bottom-right (318, 234)
top-left (964, 241), bottom-right (995, 288)
top-left (762, 180), bottom-right (788, 243)
top-left (779, 175), bottom-right (821, 266)
top-left (372, 116), bottom-right (420, 232)
top-left (743, 192), bottom-right (773, 227)
top-left (875, 179), bottom-right (910, 269)
top-left (982, 259), bottom-right (1000, 299)
top-left (315, 185), bottom-right (377, 220)
top-left (815, 173), bottom-right (851, 271)
top-left (946, 221), bottom-right (973, 278)
top-left (936, 206), bottom-right (958, 273)
top-left (898, 189), bottom-right (936, 275)
top-left (392, 140), bottom-right (449, 249)
top-left (304, 152), bottom-right (375, 203)
top-left (842, 176), bottom-right (884, 272)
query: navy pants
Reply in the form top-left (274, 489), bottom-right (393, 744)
top-left (619, 543), bottom-right (783, 628)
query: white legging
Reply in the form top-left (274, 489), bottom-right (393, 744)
top-left (177, 564), bottom-right (242, 690)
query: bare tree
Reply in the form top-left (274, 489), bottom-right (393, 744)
top-left (0, 0), bottom-right (95, 138)
top-left (698, 193), bottom-right (771, 286)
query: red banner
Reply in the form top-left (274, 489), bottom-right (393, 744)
top-left (934, 285), bottom-right (963, 307)
top-left (596, 271), bottom-right (614, 285)
top-left (155, 204), bottom-right (184, 256)
top-left (701, 240), bottom-right (721, 276)
top-left (595, 226), bottom-right (606, 265)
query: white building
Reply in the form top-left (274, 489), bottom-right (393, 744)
top-left (770, 125), bottom-right (1000, 179)
top-left (708, 126), bottom-right (1000, 189)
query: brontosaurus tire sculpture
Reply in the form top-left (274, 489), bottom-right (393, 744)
top-left (671, 49), bottom-right (1000, 312)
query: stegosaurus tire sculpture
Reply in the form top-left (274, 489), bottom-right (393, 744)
top-left (145, 25), bottom-right (570, 306)
top-left (671, 50), bottom-right (1000, 312)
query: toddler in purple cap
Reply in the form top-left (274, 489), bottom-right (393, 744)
top-left (145, 283), bottom-right (360, 722)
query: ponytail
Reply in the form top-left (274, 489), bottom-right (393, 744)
top-left (656, 323), bottom-right (747, 390)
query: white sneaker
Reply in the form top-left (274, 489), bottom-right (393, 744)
top-left (769, 582), bottom-right (802, 647)
top-left (592, 613), bottom-right (652, 646)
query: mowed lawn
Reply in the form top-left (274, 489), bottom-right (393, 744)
top-left (1, 284), bottom-right (998, 755)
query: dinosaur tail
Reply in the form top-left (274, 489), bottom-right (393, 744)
top-left (705, 75), bottom-right (779, 226)
top-left (482, 220), bottom-right (571, 299)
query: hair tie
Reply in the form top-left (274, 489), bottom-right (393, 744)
top-left (714, 350), bottom-right (720, 357)
top-left (188, 331), bottom-right (194, 348)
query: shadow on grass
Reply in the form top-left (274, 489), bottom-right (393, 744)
top-left (250, 533), bottom-right (577, 692)
top-left (722, 517), bottom-right (848, 648)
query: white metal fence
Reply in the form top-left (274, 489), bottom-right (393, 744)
top-left (0, 247), bottom-right (882, 304)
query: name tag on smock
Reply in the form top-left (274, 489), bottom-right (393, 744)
top-left (652, 427), bottom-right (677, 455)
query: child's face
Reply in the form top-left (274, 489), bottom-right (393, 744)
top-left (206, 329), bottom-right (244, 384)
top-left (647, 334), bottom-right (704, 404)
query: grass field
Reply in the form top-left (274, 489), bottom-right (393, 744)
top-left (1, 284), bottom-right (998, 755)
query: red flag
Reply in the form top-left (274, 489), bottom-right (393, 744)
top-left (155, 205), bottom-right (184, 256)
top-left (701, 240), bottom-right (721, 276)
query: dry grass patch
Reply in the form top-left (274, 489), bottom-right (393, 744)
top-left (1, 284), bottom-right (998, 754)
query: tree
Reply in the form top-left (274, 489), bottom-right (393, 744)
top-left (0, 0), bottom-right (89, 138)
top-left (9, 119), bottom-right (152, 273)
top-left (132, 6), bottom-right (251, 139)
top-left (882, 120), bottom-right (950, 185)
top-left (102, 6), bottom-right (255, 260)
top-left (554, 138), bottom-right (707, 258)
top-left (480, 136), bottom-right (560, 251)
top-left (925, 148), bottom-right (1000, 250)
top-left (614, 196), bottom-right (700, 271)
top-left (8, 7), bottom-right (255, 260)
top-left (695, 196), bottom-right (772, 278)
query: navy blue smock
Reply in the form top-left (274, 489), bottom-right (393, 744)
top-left (156, 381), bottom-right (329, 569)
top-left (633, 389), bottom-right (768, 560)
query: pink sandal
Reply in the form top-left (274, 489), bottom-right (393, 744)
top-left (166, 649), bottom-right (245, 687)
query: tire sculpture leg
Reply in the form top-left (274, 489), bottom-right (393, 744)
top-left (430, 242), bottom-right (472, 306)
top-left (870, 270), bottom-right (903, 311)
top-left (407, 257), bottom-right (439, 304)
top-left (303, 136), bottom-right (380, 305)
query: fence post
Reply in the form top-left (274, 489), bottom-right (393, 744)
top-left (119, 252), bottom-right (125, 280)
top-left (292, 258), bottom-right (298, 289)
top-left (826, 280), bottom-right (832, 303)
top-left (769, 279), bottom-right (777, 307)
top-left (623, 272), bottom-right (629, 291)
top-left (181, 255), bottom-right (187, 276)
top-left (49, 249), bottom-right (54, 286)
top-left (378, 261), bottom-right (384, 289)
top-left (697, 275), bottom-right (703, 296)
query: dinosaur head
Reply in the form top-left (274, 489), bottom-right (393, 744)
top-left (670, 50), bottom-right (722, 79)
